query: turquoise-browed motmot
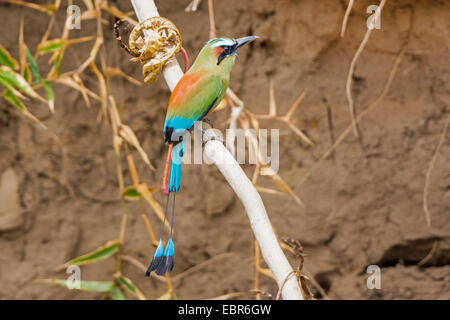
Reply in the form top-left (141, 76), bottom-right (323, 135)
top-left (145, 36), bottom-right (257, 276)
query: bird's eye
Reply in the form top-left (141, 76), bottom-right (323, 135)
top-left (223, 46), bottom-right (232, 54)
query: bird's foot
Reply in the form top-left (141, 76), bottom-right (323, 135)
top-left (201, 129), bottom-right (224, 147)
top-left (201, 118), bottom-right (213, 128)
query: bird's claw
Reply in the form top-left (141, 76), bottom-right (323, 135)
top-left (201, 129), bottom-right (224, 147)
top-left (201, 118), bottom-right (213, 128)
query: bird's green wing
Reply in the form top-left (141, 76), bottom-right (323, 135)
top-left (164, 71), bottom-right (224, 133)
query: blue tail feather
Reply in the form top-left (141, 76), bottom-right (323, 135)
top-left (164, 238), bottom-right (175, 257)
top-left (155, 238), bottom-right (175, 276)
top-left (145, 239), bottom-right (164, 276)
top-left (147, 140), bottom-right (182, 277)
top-left (165, 238), bottom-right (175, 273)
top-left (168, 141), bottom-right (185, 192)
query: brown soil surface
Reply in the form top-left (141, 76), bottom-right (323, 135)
top-left (0, 0), bottom-right (448, 299)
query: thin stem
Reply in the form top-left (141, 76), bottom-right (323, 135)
top-left (346, 0), bottom-right (387, 137)
top-left (340, 0), bottom-right (354, 37)
top-left (207, 0), bottom-right (217, 38)
top-left (423, 115), bottom-right (449, 227)
top-left (254, 240), bottom-right (261, 300)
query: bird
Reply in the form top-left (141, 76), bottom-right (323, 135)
top-left (145, 36), bottom-right (258, 277)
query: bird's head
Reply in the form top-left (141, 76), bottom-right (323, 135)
top-left (192, 36), bottom-right (258, 72)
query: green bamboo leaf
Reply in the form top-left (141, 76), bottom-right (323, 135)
top-left (0, 76), bottom-right (26, 99)
top-left (122, 186), bottom-right (161, 200)
top-left (116, 274), bottom-right (146, 300)
top-left (25, 46), bottom-right (42, 84)
top-left (23, 67), bottom-right (30, 82)
top-left (3, 89), bottom-right (47, 129)
top-left (119, 124), bottom-right (156, 170)
top-left (0, 66), bottom-right (44, 101)
top-left (38, 41), bottom-right (63, 55)
top-left (4, 89), bottom-right (25, 112)
top-left (57, 239), bottom-right (121, 270)
top-left (54, 51), bottom-right (62, 77)
top-left (122, 187), bottom-right (140, 198)
top-left (43, 80), bottom-right (54, 113)
top-left (0, 44), bottom-right (19, 70)
top-left (111, 286), bottom-right (127, 300)
top-left (35, 279), bottom-right (115, 293)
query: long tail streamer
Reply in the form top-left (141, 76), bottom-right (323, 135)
top-left (146, 142), bottom-right (184, 276)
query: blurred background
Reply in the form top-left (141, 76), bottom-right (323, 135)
top-left (0, 0), bottom-right (448, 299)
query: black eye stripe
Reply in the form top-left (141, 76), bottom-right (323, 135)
top-left (217, 44), bottom-right (236, 65)
top-left (221, 45), bottom-right (235, 54)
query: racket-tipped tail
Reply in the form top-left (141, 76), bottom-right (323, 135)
top-left (155, 238), bottom-right (175, 276)
top-left (145, 239), bottom-right (164, 277)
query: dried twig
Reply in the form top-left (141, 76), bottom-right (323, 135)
top-left (346, 0), bottom-right (387, 138)
top-left (254, 241), bottom-right (261, 300)
top-left (252, 84), bottom-right (313, 147)
top-left (325, 100), bottom-right (336, 162)
top-left (275, 270), bottom-right (296, 300)
top-left (121, 255), bottom-right (166, 283)
top-left (340, 0), bottom-right (354, 37)
top-left (185, 0), bottom-right (202, 12)
top-left (250, 289), bottom-right (274, 300)
top-left (418, 240), bottom-right (439, 266)
top-left (423, 115), bottom-right (449, 227)
top-left (207, 0), bottom-right (217, 38)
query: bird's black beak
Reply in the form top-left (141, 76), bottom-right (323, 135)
top-left (234, 36), bottom-right (258, 51)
